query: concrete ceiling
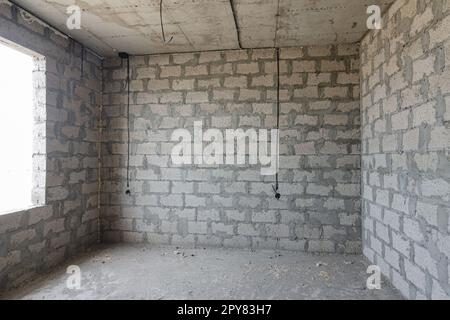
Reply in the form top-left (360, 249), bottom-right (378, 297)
top-left (12, 0), bottom-right (395, 57)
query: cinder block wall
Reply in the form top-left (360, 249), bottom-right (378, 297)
top-left (360, 0), bottom-right (450, 299)
top-left (101, 45), bottom-right (362, 252)
top-left (0, 2), bottom-right (101, 291)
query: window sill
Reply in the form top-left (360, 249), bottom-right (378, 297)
top-left (0, 204), bottom-right (49, 217)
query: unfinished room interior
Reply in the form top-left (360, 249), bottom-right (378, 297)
top-left (0, 0), bottom-right (449, 302)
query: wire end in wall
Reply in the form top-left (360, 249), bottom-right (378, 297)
top-left (272, 185), bottom-right (281, 200)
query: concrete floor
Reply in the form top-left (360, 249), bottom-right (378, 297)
top-left (1, 244), bottom-right (402, 300)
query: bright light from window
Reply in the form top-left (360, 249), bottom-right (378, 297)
top-left (0, 42), bottom-right (34, 214)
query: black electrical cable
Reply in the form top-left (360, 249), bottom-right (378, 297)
top-left (160, 0), bottom-right (173, 44)
top-left (126, 56), bottom-right (131, 195)
top-left (81, 46), bottom-right (84, 80)
top-left (229, 0), bottom-right (242, 49)
top-left (119, 52), bottom-right (131, 196)
top-left (272, 48), bottom-right (281, 200)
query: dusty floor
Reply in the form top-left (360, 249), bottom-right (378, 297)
top-left (1, 244), bottom-right (402, 300)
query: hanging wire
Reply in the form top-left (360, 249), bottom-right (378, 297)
top-left (97, 60), bottom-right (104, 243)
top-left (274, 0), bottom-right (280, 48)
top-left (270, 0), bottom-right (281, 200)
top-left (160, 0), bottom-right (173, 44)
top-left (126, 55), bottom-right (131, 195)
top-left (118, 52), bottom-right (131, 195)
top-left (81, 46), bottom-right (84, 80)
top-left (272, 48), bottom-right (281, 200)
top-left (229, 0), bottom-right (242, 49)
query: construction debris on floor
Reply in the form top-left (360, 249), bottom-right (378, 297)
top-left (2, 245), bottom-right (402, 300)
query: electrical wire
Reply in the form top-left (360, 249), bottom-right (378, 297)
top-left (229, 0), bottom-right (242, 49)
top-left (118, 52), bottom-right (131, 195)
top-left (270, 0), bottom-right (281, 200)
top-left (19, 9), bottom-right (35, 24)
top-left (81, 46), bottom-right (84, 80)
top-left (272, 48), bottom-right (281, 200)
top-left (160, 0), bottom-right (173, 44)
top-left (126, 55), bottom-right (131, 195)
top-left (97, 60), bottom-right (104, 243)
top-left (274, 0), bottom-right (280, 48)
